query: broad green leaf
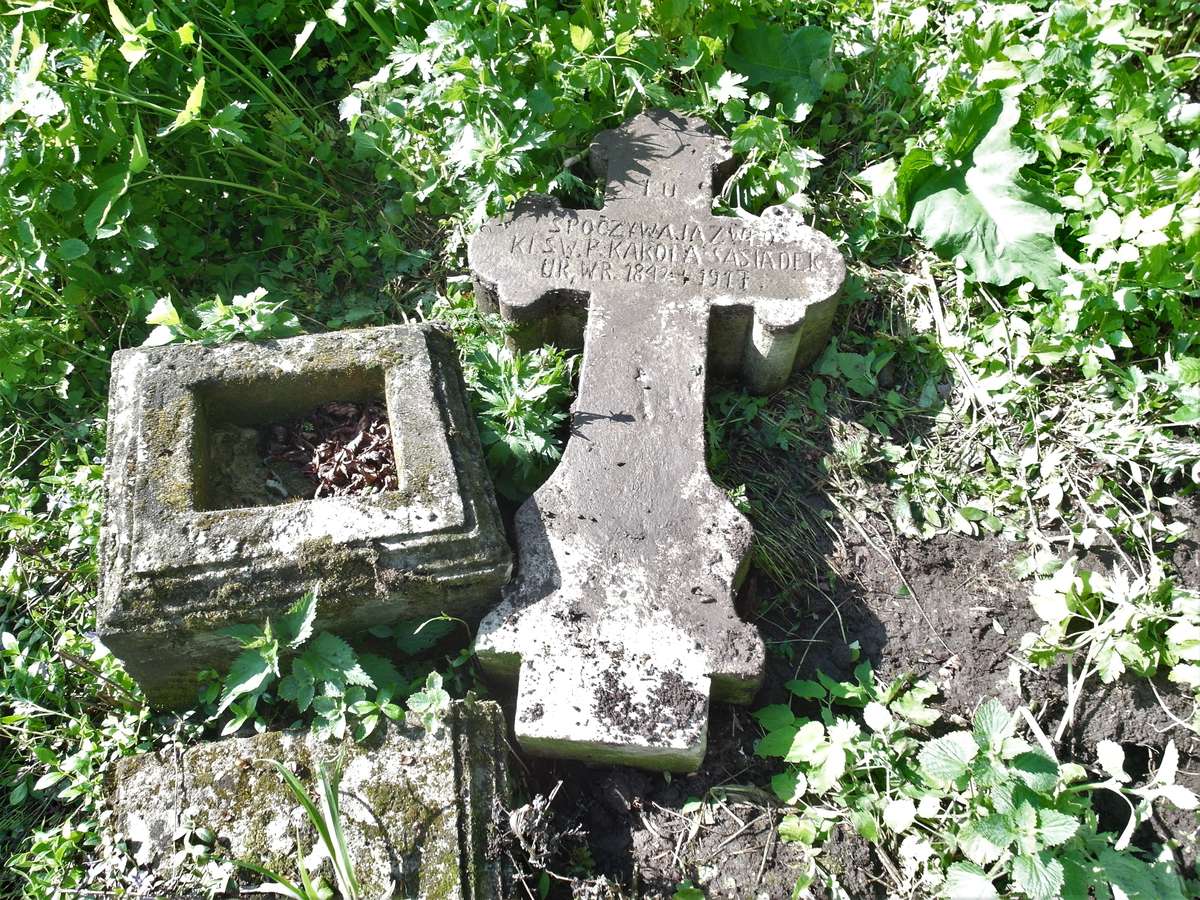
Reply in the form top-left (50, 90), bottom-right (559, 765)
top-left (785, 678), bottom-right (826, 700)
top-left (145, 295), bottom-right (181, 327)
top-left (569, 24), bottom-right (594, 53)
top-left (890, 681), bottom-right (941, 726)
top-left (882, 797), bottom-right (915, 832)
top-left (771, 770), bottom-right (806, 804)
top-left (306, 632), bottom-right (373, 688)
top-left (944, 862), bottom-right (999, 900)
top-left (217, 622), bottom-right (263, 647)
top-left (1173, 357), bottom-right (1200, 385)
top-left (1012, 851), bottom-right (1064, 900)
top-left (56, 239), bottom-right (89, 261)
top-left (216, 650), bottom-right (273, 715)
top-left (754, 704), bottom-right (795, 732)
top-left (959, 824), bottom-right (1006, 866)
top-left (784, 721), bottom-right (826, 763)
top-left (972, 698), bottom-right (1013, 750)
top-left (973, 812), bottom-right (1017, 850)
top-left (756, 725), bottom-right (797, 758)
top-left (778, 814), bottom-right (817, 844)
top-left (83, 170), bottom-right (131, 239)
top-left (277, 590), bottom-right (317, 649)
top-left (1096, 847), bottom-right (1188, 900)
top-left (1037, 809), bottom-right (1079, 847)
top-left (918, 731), bottom-right (978, 782)
top-left (357, 653), bottom-right (402, 693)
top-left (725, 25), bottom-right (833, 122)
top-left (1012, 751), bottom-right (1060, 793)
top-left (906, 93), bottom-right (1062, 290)
top-left (160, 77), bottom-right (205, 136)
top-left (393, 617), bottom-right (456, 654)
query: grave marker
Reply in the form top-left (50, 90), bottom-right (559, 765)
top-left (469, 109), bottom-right (845, 770)
top-left (99, 325), bottom-right (511, 706)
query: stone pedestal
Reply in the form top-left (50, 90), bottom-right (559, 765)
top-left (99, 325), bottom-right (511, 706)
top-left (108, 699), bottom-right (510, 898)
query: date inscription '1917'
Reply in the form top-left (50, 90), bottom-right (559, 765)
top-left (509, 215), bottom-right (815, 292)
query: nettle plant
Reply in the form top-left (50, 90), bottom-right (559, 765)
top-left (756, 664), bottom-right (1196, 899)
top-left (401, 284), bottom-right (578, 502)
top-left (1023, 558), bottom-right (1200, 735)
top-left (206, 590), bottom-right (451, 741)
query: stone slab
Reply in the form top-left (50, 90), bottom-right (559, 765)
top-left (108, 699), bottom-right (509, 898)
top-left (469, 110), bottom-right (845, 771)
top-left (99, 325), bottom-right (511, 706)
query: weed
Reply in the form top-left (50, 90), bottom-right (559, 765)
top-left (756, 665), bottom-right (1197, 898)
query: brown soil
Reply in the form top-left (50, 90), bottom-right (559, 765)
top-left (510, 492), bottom-right (1200, 898)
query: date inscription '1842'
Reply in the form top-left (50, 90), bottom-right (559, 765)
top-left (511, 217), bottom-right (816, 291)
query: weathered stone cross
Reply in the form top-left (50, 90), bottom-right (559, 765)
top-left (469, 109), bottom-right (845, 771)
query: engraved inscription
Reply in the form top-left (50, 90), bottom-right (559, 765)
top-left (508, 214), bottom-right (817, 291)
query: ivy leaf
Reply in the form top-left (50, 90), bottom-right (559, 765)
top-left (1012, 851), bottom-right (1065, 900)
top-left (216, 650), bottom-right (273, 716)
top-left (725, 25), bottom-right (834, 122)
top-left (918, 731), bottom-right (978, 783)
top-left (905, 92), bottom-right (1062, 290)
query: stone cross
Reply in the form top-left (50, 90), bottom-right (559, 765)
top-left (469, 109), bottom-right (845, 771)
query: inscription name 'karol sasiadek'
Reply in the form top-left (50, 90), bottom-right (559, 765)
top-left (510, 216), bottom-right (817, 291)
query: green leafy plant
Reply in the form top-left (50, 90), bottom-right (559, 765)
top-left (144, 288), bottom-right (302, 346)
top-left (1023, 559), bottom-right (1200, 735)
top-left (756, 665), bottom-right (1196, 898)
top-left (236, 758), bottom-right (362, 900)
top-left (466, 341), bottom-right (576, 500)
top-left (212, 590), bottom-right (410, 742)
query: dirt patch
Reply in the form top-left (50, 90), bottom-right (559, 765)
top-left (510, 513), bottom-right (1200, 897)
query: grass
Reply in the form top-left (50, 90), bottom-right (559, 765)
top-left (1, 0), bottom-right (1198, 895)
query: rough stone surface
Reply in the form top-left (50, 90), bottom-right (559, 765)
top-left (468, 109), bottom-right (845, 771)
top-left (108, 699), bottom-right (509, 898)
top-left (99, 325), bottom-right (511, 706)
